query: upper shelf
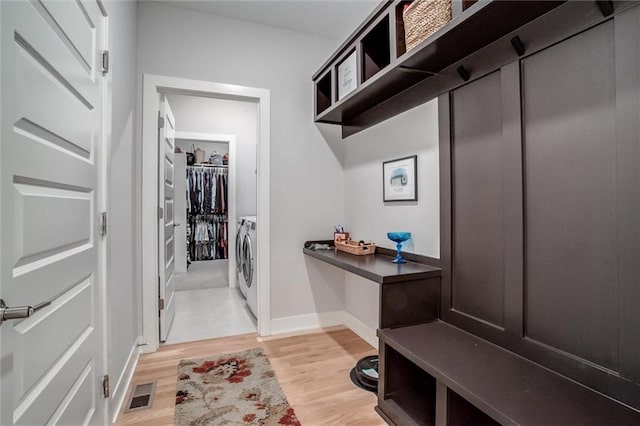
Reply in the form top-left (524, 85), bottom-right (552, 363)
top-left (313, 0), bottom-right (568, 137)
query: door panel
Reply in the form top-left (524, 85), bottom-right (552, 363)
top-left (15, 279), bottom-right (93, 395)
top-left (523, 21), bottom-right (618, 370)
top-left (159, 96), bottom-right (176, 342)
top-left (16, 1), bottom-right (99, 105)
top-left (14, 184), bottom-right (92, 266)
top-left (1, 1), bottom-right (106, 425)
top-left (39, 0), bottom-right (95, 70)
top-left (450, 71), bottom-right (506, 328)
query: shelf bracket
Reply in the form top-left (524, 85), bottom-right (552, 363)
top-left (511, 36), bottom-right (526, 56)
top-left (457, 65), bottom-right (470, 82)
top-left (596, 1), bottom-right (614, 17)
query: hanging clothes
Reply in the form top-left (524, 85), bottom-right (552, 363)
top-left (186, 165), bottom-right (228, 261)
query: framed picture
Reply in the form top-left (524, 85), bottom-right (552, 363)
top-left (337, 50), bottom-right (357, 100)
top-left (383, 155), bottom-right (418, 202)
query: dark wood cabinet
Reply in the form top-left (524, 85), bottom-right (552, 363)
top-left (435, 3), bottom-right (640, 419)
top-left (312, 0), bottom-right (567, 137)
top-left (310, 1), bottom-right (640, 424)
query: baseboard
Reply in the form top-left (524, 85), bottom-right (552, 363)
top-left (270, 310), bottom-right (345, 335)
top-left (342, 312), bottom-right (378, 349)
top-left (110, 341), bottom-right (141, 423)
top-left (269, 310), bottom-right (379, 350)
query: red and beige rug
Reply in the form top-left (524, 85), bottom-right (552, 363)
top-left (174, 348), bottom-right (301, 425)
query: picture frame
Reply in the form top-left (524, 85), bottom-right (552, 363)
top-left (383, 155), bottom-right (418, 202)
top-left (337, 50), bottom-right (357, 101)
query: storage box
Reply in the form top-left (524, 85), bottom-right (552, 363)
top-left (335, 239), bottom-right (376, 256)
top-left (404, 0), bottom-right (452, 52)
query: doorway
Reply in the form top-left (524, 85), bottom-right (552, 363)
top-left (165, 129), bottom-right (257, 344)
top-left (140, 75), bottom-right (271, 353)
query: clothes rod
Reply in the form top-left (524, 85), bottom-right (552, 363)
top-left (187, 164), bottom-right (228, 168)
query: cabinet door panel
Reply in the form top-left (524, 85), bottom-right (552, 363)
top-left (451, 71), bottom-right (505, 328)
top-left (522, 21), bottom-right (618, 370)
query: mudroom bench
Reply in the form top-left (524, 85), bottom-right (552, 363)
top-left (377, 321), bottom-right (640, 426)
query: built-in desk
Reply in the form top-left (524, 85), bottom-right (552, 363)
top-left (303, 241), bottom-right (441, 329)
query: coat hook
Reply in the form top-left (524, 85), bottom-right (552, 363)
top-left (457, 65), bottom-right (470, 82)
top-left (596, 1), bottom-right (614, 17)
top-left (511, 36), bottom-right (525, 56)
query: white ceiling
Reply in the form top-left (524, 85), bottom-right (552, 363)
top-left (158, 0), bottom-right (379, 40)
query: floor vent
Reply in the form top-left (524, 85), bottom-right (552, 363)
top-left (124, 382), bottom-right (156, 413)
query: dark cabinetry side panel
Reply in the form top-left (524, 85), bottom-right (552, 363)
top-left (380, 278), bottom-right (440, 329)
top-left (522, 21), bottom-right (619, 370)
top-left (615, 6), bottom-right (640, 383)
top-left (439, 94), bottom-right (453, 315)
top-left (451, 71), bottom-right (505, 328)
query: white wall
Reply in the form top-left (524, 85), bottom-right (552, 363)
top-left (340, 99), bottom-right (440, 333)
top-left (105, 0), bottom-right (139, 421)
top-left (344, 100), bottom-right (440, 256)
top-left (169, 94), bottom-right (257, 217)
top-left (136, 2), bottom-right (346, 322)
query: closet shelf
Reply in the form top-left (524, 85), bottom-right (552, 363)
top-left (187, 164), bottom-right (228, 168)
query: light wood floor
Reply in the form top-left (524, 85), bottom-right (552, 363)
top-left (116, 326), bottom-right (386, 426)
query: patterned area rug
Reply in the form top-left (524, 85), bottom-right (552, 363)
top-left (174, 348), bottom-right (301, 425)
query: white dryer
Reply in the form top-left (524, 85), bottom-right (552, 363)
top-left (242, 216), bottom-right (257, 318)
top-left (235, 217), bottom-right (247, 298)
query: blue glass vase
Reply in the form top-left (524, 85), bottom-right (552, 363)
top-left (387, 232), bottom-right (411, 264)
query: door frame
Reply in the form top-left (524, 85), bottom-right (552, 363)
top-left (174, 131), bottom-right (237, 289)
top-left (140, 74), bottom-right (270, 353)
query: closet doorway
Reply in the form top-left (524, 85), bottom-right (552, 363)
top-left (141, 75), bottom-right (270, 353)
top-left (167, 129), bottom-right (258, 344)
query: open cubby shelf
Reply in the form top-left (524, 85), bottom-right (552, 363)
top-left (382, 345), bottom-right (436, 426)
top-left (362, 15), bottom-right (391, 82)
top-left (313, 0), bottom-right (569, 137)
top-left (315, 71), bottom-right (332, 115)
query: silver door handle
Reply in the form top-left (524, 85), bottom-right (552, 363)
top-left (174, 223), bottom-right (180, 227)
top-left (0, 299), bottom-right (51, 325)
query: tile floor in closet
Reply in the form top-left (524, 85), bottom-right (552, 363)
top-left (165, 261), bottom-right (256, 344)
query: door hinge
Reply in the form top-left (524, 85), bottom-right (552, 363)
top-left (158, 114), bottom-right (165, 129)
top-left (158, 276), bottom-right (165, 311)
top-left (102, 374), bottom-right (110, 398)
top-left (157, 206), bottom-right (164, 220)
top-left (101, 50), bottom-right (109, 74)
top-left (100, 211), bottom-right (107, 236)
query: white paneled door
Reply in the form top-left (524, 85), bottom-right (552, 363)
top-left (0, 1), bottom-right (108, 425)
top-left (158, 96), bottom-right (176, 342)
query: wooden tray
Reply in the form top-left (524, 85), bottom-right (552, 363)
top-left (335, 239), bottom-right (376, 256)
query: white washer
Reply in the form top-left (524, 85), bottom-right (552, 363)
top-left (242, 216), bottom-right (257, 318)
top-left (235, 217), bottom-right (247, 298)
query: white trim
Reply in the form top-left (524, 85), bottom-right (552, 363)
top-left (270, 311), bottom-right (345, 335)
top-left (109, 342), bottom-right (140, 423)
top-left (98, 10), bottom-right (111, 425)
top-left (342, 312), bottom-right (378, 349)
top-left (175, 131), bottom-right (237, 289)
top-left (269, 311), bottom-right (378, 349)
top-left (141, 74), bottom-right (271, 353)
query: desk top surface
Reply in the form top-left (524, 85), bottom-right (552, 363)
top-left (303, 243), bottom-right (441, 284)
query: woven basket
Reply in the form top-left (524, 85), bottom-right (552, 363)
top-left (335, 239), bottom-right (376, 256)
top-left (403, 0), bottom-right (452, 52)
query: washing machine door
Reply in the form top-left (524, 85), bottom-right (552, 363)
top-left (236, 225), bottom-right (243, 274)
top-left (242, 234), bottom-right (254, 288)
